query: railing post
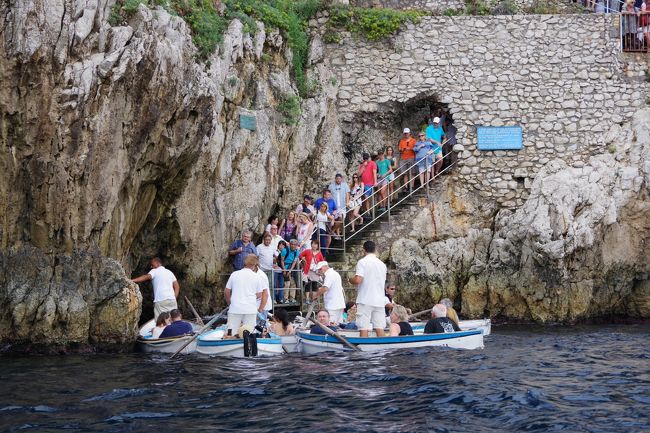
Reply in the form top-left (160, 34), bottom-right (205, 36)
top-left (387, 184), bottom-right (391, 227)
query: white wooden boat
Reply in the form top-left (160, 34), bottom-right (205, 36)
top-left (296, 329), bottom-right (484, 354)
top-left (410, 318), bottom-right (492, 336)
top-left (136, 319), bottom-right (198, 355)
top-left (280, 318), bottom-right (490, 352)
top-left (196, 328), bottom-right (284, 357)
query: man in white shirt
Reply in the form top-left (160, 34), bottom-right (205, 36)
top-left (348, 241), bottom-right (387, 337)
top-left (224, 254), bottom-right (268, 334)
top-left (255, 264), bottom-right (273, 316)
top-left (316, 261), bottom-right (346, 324)
top-left (328, 174), bottom-right (351, 240)
top-left (269, 225), bottom-right (285, 251)
top-left (132, 257), bottom-right (180, 319)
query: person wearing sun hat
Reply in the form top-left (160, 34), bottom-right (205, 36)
top-left (316, 261), bottom-right (346, 325)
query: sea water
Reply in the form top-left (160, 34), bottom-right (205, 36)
top-left (1, 324), bottom-right (648, 432)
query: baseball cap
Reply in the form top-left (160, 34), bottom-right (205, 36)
top-left (315, 261), bottom-right (329, 270)
top-left (335, 173), bottom-right (343, 178)
top-left (433, 117), bottom-right (441, 123)
top-left (403, 128), bottom-right (410, 134)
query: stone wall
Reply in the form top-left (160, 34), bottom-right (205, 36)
top-left (320, 14), bottom-right (646, 207)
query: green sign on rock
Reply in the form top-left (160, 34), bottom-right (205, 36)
top-left (240, 114), bottom-right (257, 131)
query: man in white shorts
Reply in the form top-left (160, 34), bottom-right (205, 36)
top-left (132, 257), bottom-right (180, 319)
top-left (348, 241), bottom-right (387, 337)
top-left (316, 261), bottom-right (346, 324)
top-left (224, 254), bottom-right (268, 334)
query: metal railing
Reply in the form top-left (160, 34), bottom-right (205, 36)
top-left (621, 12), bottom-right (650, 53)
top-left (300, 140), bottom-right (457, 258)
top-left (578, 0), bottom-right (625, 13)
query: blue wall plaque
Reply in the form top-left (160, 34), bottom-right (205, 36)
top-left (240, 114), bottom-right (257, 131)
top-left (476, 126), bottom-right (523, 150)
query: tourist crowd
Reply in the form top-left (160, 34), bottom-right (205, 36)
top-left (130, 112), bottom-right (465, 340)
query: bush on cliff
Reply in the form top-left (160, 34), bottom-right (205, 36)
top-left (326, 6), bottom-right (428, 42)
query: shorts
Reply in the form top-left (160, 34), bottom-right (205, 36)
top-left (328, 308), bottom-right (345, 324)
top-left (304, 280), bottom-right (320, 292)
top-left (356, 303), bottom-right (386, 331)
top-left (363, 185), bottom-right (374, 197)
top-left (154, 299), bottom-right (177, 320)
top-left (417, 158), bottom-right (428, 174)
top-left (399, 158), bottom-right (416, 176)
top-left (226, 312), bottom-right (257, 333)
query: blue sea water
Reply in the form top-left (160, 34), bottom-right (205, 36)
top-left (0, 324), bottom-right (648, 433)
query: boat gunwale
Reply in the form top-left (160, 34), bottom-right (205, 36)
top-left (296, 329), bottom-right (482, 345)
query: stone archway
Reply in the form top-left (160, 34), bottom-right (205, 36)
top-left (339, 92), bottom-right (456, 172)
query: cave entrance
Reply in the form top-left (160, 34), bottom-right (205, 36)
top-left (341, 92), bottom-right (456, 173)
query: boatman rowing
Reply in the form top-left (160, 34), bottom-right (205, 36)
top-left (131, 257), bottom-right (180, 319)
top-left (349, 241), bottom-right (387, 338)
top-left (224, 254), bottom-right (268, 335)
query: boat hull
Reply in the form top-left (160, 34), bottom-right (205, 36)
top-left (137, 319), bottom-right (199, 354)
top-left (137, 336), bottom-right (197, 354)
top-left (411, 319), bottom-right (491, 336)
top-left (296, 329), bottom-right (484, 354)
top-left (196, 329), bottom-right (284, 357)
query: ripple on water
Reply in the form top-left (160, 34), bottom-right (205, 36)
top-left (83, 388), bottom-right (157, 401)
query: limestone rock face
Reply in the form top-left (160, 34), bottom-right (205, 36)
top-left (0, 0), bottom-right (345, 347)
top-left (392, 109), bottom-right (650, 322)
top-left (0, 246), bottom-right (141, 346)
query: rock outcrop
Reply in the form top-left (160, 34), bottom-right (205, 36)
top-left (0, 0), bottom-right (345, 347)
top-left (391, 109), bottom-right (650, 322)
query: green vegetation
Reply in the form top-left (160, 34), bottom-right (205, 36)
top-left (326, 6), bottom-right (428, 42)
top-left (607, 144), bottom-right (617, 154)
top-left (277, 95), bottom-right (302, 126)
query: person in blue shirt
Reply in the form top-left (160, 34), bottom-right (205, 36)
top-left (426, 117), bottom-right (445, 178)
top-left (158, 309), bottom-right (194, 338)
top-left (228, 230), bottom-right (257, 271)
top-left (314, 189), bottom-right (337, 216)
top-left (414, 132), bottom-right (432, 188)
top-left (310, 310), bottom-right (338, 335)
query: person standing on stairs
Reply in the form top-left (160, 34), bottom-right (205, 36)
top-left (358, 153), bottom-right (377, 215)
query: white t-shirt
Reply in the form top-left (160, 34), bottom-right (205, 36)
top-left (270, 235), bottom-right (285, 252)
top-left (152, 326), bottom-right (165, 339)
top-left (355, 254), bottom-right (387, 307)
top-left (256, 269), bottom-right (273, 312)
top-left (322, 268), bottom-right (346, 311)
top-left (316, 211), bottom-right (329, 230)
top-left (148, 266), bottom-right (177, 303)
top-left (256, 243), bottom-right (275, 270)
top-left (225, 268), bottom-right (264, 314)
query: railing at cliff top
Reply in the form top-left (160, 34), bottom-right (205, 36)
top-left (576, 0), bottom-right (625, 13)
top-left (621, 12), bottom-right (650, 53)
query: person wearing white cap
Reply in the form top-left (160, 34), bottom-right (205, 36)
top-left (425, 117), bottom-right (445, 177)
top-left (316, 261), bottom-right (346, 324)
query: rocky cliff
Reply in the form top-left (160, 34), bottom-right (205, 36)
top-left (0, 0), bottom-right (346, 348)
top-left (391, 109), bottom-right (650, 322)
top-left (1, 0), bottom-right (648, 349)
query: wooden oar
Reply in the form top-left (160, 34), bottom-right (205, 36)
top-left (300, 302), bottom-right (316, 329)
top-left (184, 296), bottom-right (204, 326)
top-left (308, 318), bottom-right (360, 352)
top-left (170, 307), bottom-right (228, 359)
top-left (407, 308), bottom-right (431, 321)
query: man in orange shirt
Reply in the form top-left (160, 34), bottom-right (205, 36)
top-left (398, 128), bottom-right (416, 193)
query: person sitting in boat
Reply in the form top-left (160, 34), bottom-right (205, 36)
top-left (269, 308), bottom-right (295, 336)
top-left (158, 309), bottom-right (193, 338)
top-left (151, 311), bottom-right (171, 339)
top-left (440, 298), bottom-right (460, 326)
top-left (340, 302), bottom-right (358, 330)
top-left (388, 305), bottom-right (414, 336)
top-left (424, 304), bottom-right (461, 334)
top-left (310, 310), bottom-right (338, 335)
